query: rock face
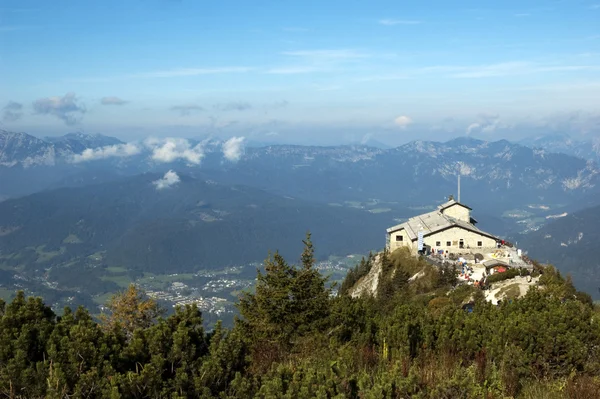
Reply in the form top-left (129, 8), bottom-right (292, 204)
top-left (348, 253), bottom-right (382, 298)
top-left (347, 249), bottom-right (542, 302)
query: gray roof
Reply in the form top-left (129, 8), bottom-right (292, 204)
top-left (438, 199), bottom-right (472, 211)
top-left (386, 201), bottom-right (498, 241)
top-left (482, 259), bottom-right (510, 269)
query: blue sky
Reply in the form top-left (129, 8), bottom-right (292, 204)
top-left (1, 0), bottom-right (599, 145)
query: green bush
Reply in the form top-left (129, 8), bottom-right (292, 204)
top-left (486, 267), bottom-right (530, 284)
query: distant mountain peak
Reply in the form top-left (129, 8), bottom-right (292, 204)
top-left (445, 136), bottom-right (486, 146)
top-left (45, 132), bottom-right (123, 145)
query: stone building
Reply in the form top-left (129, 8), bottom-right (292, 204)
top-left (386, 198), bottom-right (499, 254)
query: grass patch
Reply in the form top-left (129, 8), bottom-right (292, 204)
top-left (368, 208), bottom-right (391, 214)
top-left (63, 234), bottom-right (83, 244)
top-left (87, 252), bottom-right (105, 262)
top-left (0, 263), bottom-right (24, 272)
top-left (136, 273), bottom-right (196, 290)
top-left (106, 266), bottom-right (128, 273)
top-left (501, 209), bottom-right (534, 219)
top-left (34, 245), bottom-right (65, 263)
top-left (344, 201), bottom-right (363, 208)
top-left (100, 274), bottom-right (132, 289)
top-left (497, 283), bottom-right (521, 300)
top-left (93, 292), bottom-right (114, 305)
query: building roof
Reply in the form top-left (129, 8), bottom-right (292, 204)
top-left (386, 202), bottom-right (498, 241)
top-left (437, 199), bottom-right (472, 211)
top-left (482, 259), bottom-right (511, 269)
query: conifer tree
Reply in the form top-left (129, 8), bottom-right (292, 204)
top-left (292, 232), bottom-right (331, 334)
top-left (237, 251), bottom-right (297, 345)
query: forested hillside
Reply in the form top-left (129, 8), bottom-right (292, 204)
top-left (0, 173), bottom-right (388, 274)
top-left (520, 203), bottom-right (600, 298)
top-left (1, 237), bottom-right (599, 398)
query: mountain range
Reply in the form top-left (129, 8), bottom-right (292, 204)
top-left (519, 133), bottom-right (600, 164)
top-left (2, 130), bottom-right (599, 217)
top-left (3, 129), bottom-right (600, 300)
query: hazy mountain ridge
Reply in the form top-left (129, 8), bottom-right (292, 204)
top-left (0, 130), bottom-right (124, 168)
top-left (519, 203), bottom-right (600, 298)
top-left (2, 129), bottom-right (600, 223)
top-left (519, 133), bottom-right (600, 163)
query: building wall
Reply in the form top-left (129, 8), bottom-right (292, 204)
top-left (426, 226), bottom-right (496, 252)
top-left (388, 229), bottom-right (414, 252)
top-left (442, 205), bottom-right (470, 222)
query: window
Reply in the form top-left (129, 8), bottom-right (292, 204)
top-left (396, 235), bottom-right (403, 242)
top-left (477, 241), bottom-right (483, 247)
top-left (435, 241), bottom-right (441, 247)
top-left (446, 241), bottom-right (451, 246)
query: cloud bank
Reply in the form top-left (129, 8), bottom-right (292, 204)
top-left (222, 136), bottom-right (245, 161)
top-left (71, 143), bottom-right (141, 163)
top-left (33, 93), bottom-right (85, 125)
top-left (2, 101), bottom-right (23, 122)
top-left (153, 170), bottom-right (180, 190)
top-left (145, 137), bottom-right (205, 164)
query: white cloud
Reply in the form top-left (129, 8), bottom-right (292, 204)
top-left (101, 96), bottom-right (128, 105)
top-left (222, 137), bottom-right (245, 162)
top-left (153, 170), bottom-right (180, 190)
top-left (71, 143), bottom-right (141, 163)
top-left (394, 115), bottom-right (413, 128)
top-left (356, 74), bottom-right (409, 82)
top-left (465, 113), bottom-right (503, 135)
top-left (145, 137), bottom-right (205, 164)
top-left (466, 123), bottom-right (481, 135)
top-left (429, 62), bottom-right (599, 79)
top-left (32, 92), bottom-right (85, 125)
top-left (266, 66), bottom-right (320, 74)
top-left (379, 19), bottom-right (421, 25)
top-left (282, 49), bottom-right (368, 60)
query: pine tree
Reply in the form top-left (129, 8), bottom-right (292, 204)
top-left (238, 234), bottom-right (332, 345)
top-left (237, 251), bottom-right (297, 345)
top-left (292, 232), bottom-right (331, 334)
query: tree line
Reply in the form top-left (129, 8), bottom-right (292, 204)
top-left (1, 233), bottom-right (599, 398)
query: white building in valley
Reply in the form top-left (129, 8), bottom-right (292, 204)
top-left (386, 197), bottom-right (499, 255)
